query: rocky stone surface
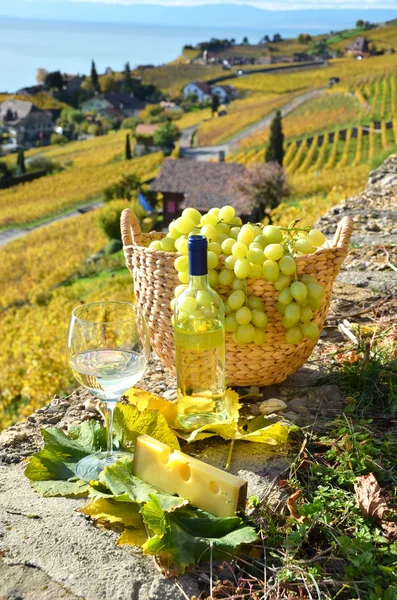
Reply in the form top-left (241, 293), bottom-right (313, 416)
top-left (1, 157), bottom-right (396, 599)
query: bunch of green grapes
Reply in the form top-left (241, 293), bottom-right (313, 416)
top-left (149, 205), bottom-right (327, 345)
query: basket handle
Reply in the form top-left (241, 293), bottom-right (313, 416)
top-left (331, 215), bottom-right (353, 250)
top-left (121, 208), bottom-right (143, 246)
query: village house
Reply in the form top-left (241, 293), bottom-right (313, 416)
top-left (210, 84), bottom-right (235, 103)
top-left (134, 123), bottom-right (161, 156)
top-left (150, 159), bottom-right (254, 228)
top-left (0, 99), bottom-right (54, 145)
top-left (80, 92), bottom-right (146, 120)
top-left (62, 74), bottom-right (84, 96)
top-left (344, 37), bottom-right (371, 58)
top-left (183, 82), bottom-right (212, 103)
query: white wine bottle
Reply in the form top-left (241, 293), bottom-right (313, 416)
top-left (174, 235), bottom-right (228, 430)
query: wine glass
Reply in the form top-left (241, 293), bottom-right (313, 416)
top-left (67, 301), bottom-right (150, 481)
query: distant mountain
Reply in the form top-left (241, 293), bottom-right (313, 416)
top-left (1, 1), bottom-right (396, 33)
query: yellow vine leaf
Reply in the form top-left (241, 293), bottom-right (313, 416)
top-left (124, 387), bottom-right (178, 428)
top-left (116, 528), bottom-right (148, 548)
top-left (79, 497), bottom-right (142, 529)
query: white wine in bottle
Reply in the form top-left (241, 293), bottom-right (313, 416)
top-left (174, 235), bottom-right (228, 430)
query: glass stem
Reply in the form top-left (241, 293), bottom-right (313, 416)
top-left (104, 402), bottom-right (116, 458)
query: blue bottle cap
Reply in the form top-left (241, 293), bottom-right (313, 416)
top-left (188, 235), bottom-right (208, 276)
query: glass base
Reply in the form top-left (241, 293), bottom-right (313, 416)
top-left (75, 451), bottom-right (133, 482)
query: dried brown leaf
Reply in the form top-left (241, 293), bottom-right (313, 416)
top-left (354, 473), bottom-right (397, 541)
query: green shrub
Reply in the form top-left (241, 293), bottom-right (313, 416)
top-left (50, 133), bottom-right (68, 145)
top-left (104, 239), bottom-right (123, 254)
top-left (121, 117), bottom-right (139, 131)
top-left (96, 199), bottom-right (127, 240)
top-left (27, 156), bottom-right (62, 173)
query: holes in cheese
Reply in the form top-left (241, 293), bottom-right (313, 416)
top-left (133, 434), bottom-right (247, 517)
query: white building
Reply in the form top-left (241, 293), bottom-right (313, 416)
top-left (211, 84), bottom-right (235, 103)
top-left (183, 81), bottom-right (212, 103)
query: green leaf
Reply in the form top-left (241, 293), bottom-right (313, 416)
top-left (113, 404), bottom-right (180, 452)
top-left (99, 458), bottom-right (187, 512)
top-left (142, 496), bottom-right (258, 575)
top-left (31, 480), bottom-right (90, 497)
top-left (68, 420), bottom-right (108, 452)
top-left (24, 421), bottom-right (107, 485)
top-left (80, 497), bottom-right (142, 528)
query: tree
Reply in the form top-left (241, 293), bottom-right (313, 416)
top-left (263, 35), bottom-right (270, 43)
top-left (272, 33), bottom-right (282, 43)
top-left (100, 74), bottom-right (117, 93)
top-left (153, 121), bottom-right (180, 149)
top-left (36, 68), bottom-right (48, 84)
top-left (297, 33), bottom-right (312, 44)
top-left (356, 19), bottom-right (364, 27)
top-left (91, 60), bottom-right (100, 92)
top-left (123, 61), bottom-right (133, 93)
top-left (242, 36), bottom-right (249, 45)
top-left (0, 161), bottom-right (11, 180)
top-left (16, 150), bottom-right (26, 175)
top-left (235, 162), bottom-right (290, 220)
top-left (265, 110), bottom-right (284, 165)
top-left (125, 134), bottom-right (132, 160)
top-left (121, 117), bottom-right (139, 131)
top-left (44, 70), bottom-right (64, 91)
top-left (211, 94), bottom-right (220, 116)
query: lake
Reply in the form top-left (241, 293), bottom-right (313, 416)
top-left (1, 16), bottom-right (319, 92)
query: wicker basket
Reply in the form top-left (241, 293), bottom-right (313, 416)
top-left (121, 209), bottom-right (353, 387)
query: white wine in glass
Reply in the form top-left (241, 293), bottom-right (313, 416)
top-left (67, 301), bottom-right (150, 480)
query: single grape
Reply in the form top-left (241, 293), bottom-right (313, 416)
top-left (232, 278), bottom-right (245, 291)
top-left (201, 224), bottom-right (217, 242)
top-left (249, 242), bottom-right (264, 251)
top-left (237, 229), bottom-right (254, 245)
top-left (235, 306), bottom-right (252, 325)
top-left (208, 207), bottom-right (220, 217)
top-left (247, 248), bottom-right (265, 265)
top-left (216, 223), bottom-right (230, 237)
top-left (175, 311), bottom-right (189, 324)
top-left (170, 298), bottom-right (176, 311)
top-left (232, 241), bottom-right (248, 259)
top-left (284, 302), bottom-right (301, 326)
top-left (264, 243), bottom-right (284, 261)
top-left (263, 225), bottom-right (283, 244)
top-left (227, 289), bottom-right (246, 311)
top-left (306, 282), bottom-right (325, 300)
top-left (178, 296), bottom-right (197, 314)
top-left (290, 281), bottom-right (308, 302)
top-left (229, 227), bottom-right (240, 240)
top-left (252, 225), bottom-right (263, 237)
top-left (175, 237), bottom-right (188, 255)
top-left (300, 305), bottom-right (313, 323)
top-left (174, 255), bottom-right (188, 273)
top-left (251, 309), bottom-right (268, 328)
top-left (178, 271), bottom-right (189, 284)
top-left (278, 287), bottom-right (293, 305)
top-left (209, 241), bottom-right (221, 255)
top-left (207, 251), bottom-right (218, 270)
top-left (254, 235), bottom-right (267, 247)
top-left (307, 296), bottom-right (323, 311)
top-left (225, 255), bottom-right (237, 270)
top-left (216, 234), bottom-right (229, 246)
top-left (174, 284), bottom-right (188, 298)
top-left (219, 268), bottom-right (235, 287)
top-left (174, 216), bottom-right (195, 235)
top-left (234, 258), bottom-right (250, 279)
top-left (262, 260), bottom-right (280, 282)
top-left (200, 213), bottom-right (218, 227)
top-left (279, 255), bottom-right (296, 276)
top-left (225, 303), bottom-right (232, 315)
top-left (253, 328), bottom-right (266, 345)
top-left (308, 229), bottom-right (326, 247)
top-left (234, 323), bottom-right (255, 344)
top-left (286, 326), bottom-right (303, 345)
top-left (231, 216), bottom-right (243, 226)
top-left (149, 240), bottom-right (162, 250)
top-left (218, 205), bottom-right (235, 223)
top-left (295, 297), bottom-right (308, 307)
top-left (276, 301), bottom-right (286, 314)
top-left (160, 237), bottom-right (176, 252)
top-left (182, 207), bottom-right (201, 225)
top-left (221, 238), bottom-right (236, 255)
top-left (274, 274), bottom-right (291, 291)
top-left (225, 314), bottom-right (238, 333)
top-left (248, 263), bottom-right (262, 279)
top-left (301, 321), bottom-right (320, 340)
top-left (247, 296), bottom-right (264, 311)
top-left (196, 290), bottom-right (213, 305)
top-left (294, 239), bottom-right (315, 255)
top-left (301, 273), bottom-right (317, 284)
top-left (208, 270), bottom-right (219, 287)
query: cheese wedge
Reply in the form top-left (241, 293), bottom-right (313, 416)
top-left (133, 434), bottom-right (247, 517)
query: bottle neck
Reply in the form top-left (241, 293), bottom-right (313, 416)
top-left (188, 274), bottom-right (210, 289)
